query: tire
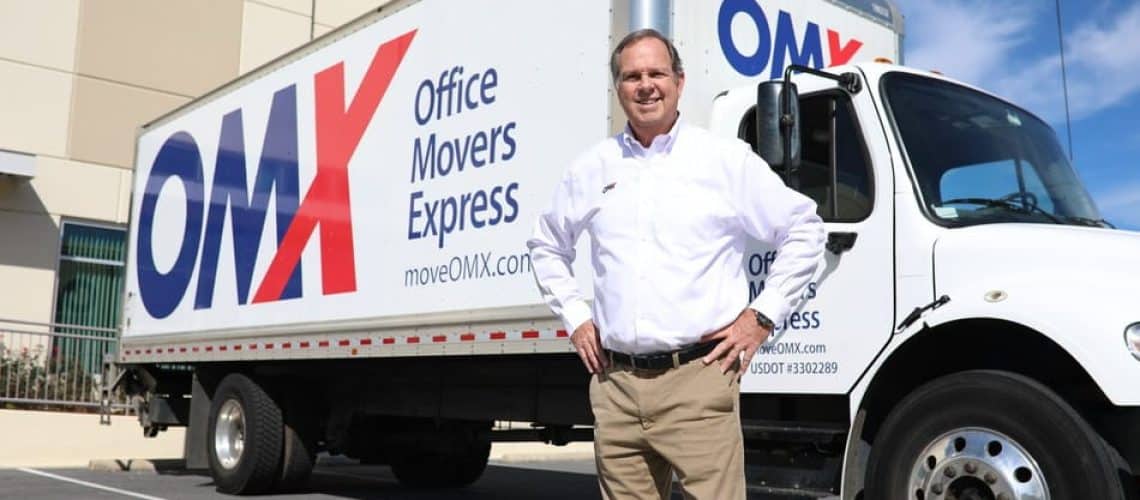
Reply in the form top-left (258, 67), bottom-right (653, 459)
top-left (275, 409), bottom-right (318, 492)
top-left (207, 373), bottom-right (283, 495)
top-left (390, 423), bottom-right (492, 488)
top-left (865, 370), bottom-right (1126, 500)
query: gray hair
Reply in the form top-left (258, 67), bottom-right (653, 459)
top-left (609, 29), bottom-right (684, 84)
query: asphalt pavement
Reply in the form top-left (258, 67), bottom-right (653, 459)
top-left (0, 459), bottom-right (601, 500)
top-left (1, 457), bottom-right (834, 499)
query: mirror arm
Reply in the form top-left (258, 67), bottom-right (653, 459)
top-left (777, 65), bottom-right (863, 187)
top-left (782, 64), bottom-right (863, 94)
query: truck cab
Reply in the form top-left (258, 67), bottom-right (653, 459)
top-left (710, 63), bottom-right (1140, 498)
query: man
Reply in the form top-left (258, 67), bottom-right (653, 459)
top-left (527, 29), bottom-right (825, 499)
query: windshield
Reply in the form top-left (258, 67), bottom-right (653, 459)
top-left (882, 73), bottom-right (1103, 227)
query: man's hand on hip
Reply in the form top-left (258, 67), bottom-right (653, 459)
top-left (571, 319), bottom-right (609, 374)
top-left (700, 309), bottom-right (772, 378)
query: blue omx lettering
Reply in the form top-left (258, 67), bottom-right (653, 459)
top-left (408, 182), bottom-right (520, 248)
top-left (748, 251), bottom-right (778, 276)
top-left (779, 311), bottom-right (822, 331)
top-left (410, 122), bottom-right (517, 183)
top-left (750, 280), bottom-right (815, 302)
top-left (413, 66), bottom-right (499, 126)
top-left (137, 132), bottom-right (205, 319)
top-left (195, 85), bottom-right (302, 310)
top-left (718, 0), bottom-right (826, 78)
top-left (770, 10), bottom-right (824, 80)
top-left (718, 0), bottom-right (772, 77)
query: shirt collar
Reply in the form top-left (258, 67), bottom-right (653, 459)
top-left (621, 114), bottom-right (682, 157)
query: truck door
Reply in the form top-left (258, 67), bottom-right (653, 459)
top-left (715, 76), bottom-right (895, 394)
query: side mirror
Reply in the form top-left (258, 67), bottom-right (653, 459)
top-left (754, 81), bottom-right (800, 174)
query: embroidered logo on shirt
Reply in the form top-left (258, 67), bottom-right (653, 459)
top-left (602, 182), bottom-right (617, 194)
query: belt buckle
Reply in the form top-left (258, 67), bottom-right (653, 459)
top-left (630, 354), bottom-right (647, 371)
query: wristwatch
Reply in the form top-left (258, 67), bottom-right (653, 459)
top-left (753, 309), bottom-right (775, 331)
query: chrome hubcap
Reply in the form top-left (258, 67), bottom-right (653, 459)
top-left (909, 428), bottom-right (1048, 500)
top-left (214, 399), bottom-right (245, 470)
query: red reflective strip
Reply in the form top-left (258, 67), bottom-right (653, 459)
top-left (407, 337), bottom-right (420, 344)
top-left (266, 343), bottom-right (275, 349)
top-left (192, 347), bottom-right (200, 353)
top-left (522, 330), bottom-right (540, 339)
top-left (490, 332), bottom-right (506, 340)
top-left (318, 340), bottom-right (330, 348)
top-left (205, 346), bottom-right (213, 352)
top-left (360, 338), bottom-right (372, 346)
top-left (282, 342), bottom-right (292, 349)
top-left (432, 335), bottom-right (447, 343)
top-left (556, 330), bottom-right (569, 338)
top-left (300, 341), bottom-right (311, 348)
top-left (234, 345), bottom-right (242, 351)
top-left (145, 349), bottom-right (152, 354)
top-left (338, 339), bottom-right (351, 347)
top-left (249, 344), bottom-right (258, 350)
top-left (167, 348), bottom-right (175, 353)
top-left (219, 346), bottom-right (228, 351)
top-left (179, 347), bottom-right (187, 353)
top-left (460, 333), bottom-right (475, 342)
top-left (382, 337), bottom-right (395, 345)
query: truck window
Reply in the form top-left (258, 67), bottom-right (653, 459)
top-left (882, 72), bottom-right (1102, 227)
top-left (740, 94), bottom-right (873, 222)
top-left (940, 159), bottom-right (1055, 214)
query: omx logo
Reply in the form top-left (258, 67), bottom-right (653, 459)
top-left (719, 0), bottom-right (865, 79)
top-left (136, 30), bottom-right (416, 319)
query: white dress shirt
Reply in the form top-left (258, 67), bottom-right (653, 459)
top-left (528, 120), bottom-right (825, 355)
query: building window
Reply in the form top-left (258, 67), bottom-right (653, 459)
top-left (52, 222), bottom-right (126, 373)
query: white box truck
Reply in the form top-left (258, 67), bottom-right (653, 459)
top-left (108, 0), bottom-right (1140, 498)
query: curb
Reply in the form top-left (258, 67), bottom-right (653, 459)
top-left (489, 442), bottom-right (595, 463)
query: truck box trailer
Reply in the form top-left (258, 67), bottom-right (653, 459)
top-left (109, 0), bottom-right (1140, 498)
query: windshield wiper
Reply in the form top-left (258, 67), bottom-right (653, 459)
top-left (938, 197), bottom-right (1064, 224)
top-left (1057, 215), bottom-right (1115, 229)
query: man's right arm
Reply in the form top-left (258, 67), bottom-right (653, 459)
top-left (527, 172), bottom-right (592, 336)
top-left (527, 171), bottom-right (608, 373)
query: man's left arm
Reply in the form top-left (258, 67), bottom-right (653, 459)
top-left (704, 145), bottom-right (826, 373)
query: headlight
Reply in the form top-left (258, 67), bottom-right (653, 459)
top-left (1125, 323), bottom-right (1140, 361)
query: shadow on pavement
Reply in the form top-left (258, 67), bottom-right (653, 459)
top-left (150, 462), bottom-right (601, 499)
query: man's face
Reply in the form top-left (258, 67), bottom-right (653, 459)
top-left (616, 37), bottom-right (684, 139)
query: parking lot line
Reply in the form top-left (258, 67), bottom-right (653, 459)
top-left (17, 468), bottom-right (167, 500)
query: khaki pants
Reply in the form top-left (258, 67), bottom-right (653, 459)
top-left (590, 357), bottom-right (745, 500)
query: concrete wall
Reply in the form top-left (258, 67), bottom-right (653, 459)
top-left (0, 409), bottom-right (184, 468)
top-left (0, 0), bottom-right (390, 325)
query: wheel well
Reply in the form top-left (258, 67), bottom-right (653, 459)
top-left (859, 319), bottom-right (1113, 444)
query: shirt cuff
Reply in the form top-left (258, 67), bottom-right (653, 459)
top-left (559, 300), bottom-right (593, 334)
top-left (749, 290), bottom-right (790, 329)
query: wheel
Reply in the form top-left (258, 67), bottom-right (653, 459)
top-left (390, 422), bottom-right (492, 488)
top-left (207, 373), bottom-right (283, 495)
top-left (866, 370), bottom-right (1126, 500)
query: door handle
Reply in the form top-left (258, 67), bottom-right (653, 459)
top-left (826, 231), bottom-right (857, 255)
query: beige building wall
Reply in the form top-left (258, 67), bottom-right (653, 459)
top-left (0, 0), bottom-right (387, 328)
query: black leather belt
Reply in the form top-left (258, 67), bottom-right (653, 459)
top-left (605, 340), bottom-right (720, 370)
